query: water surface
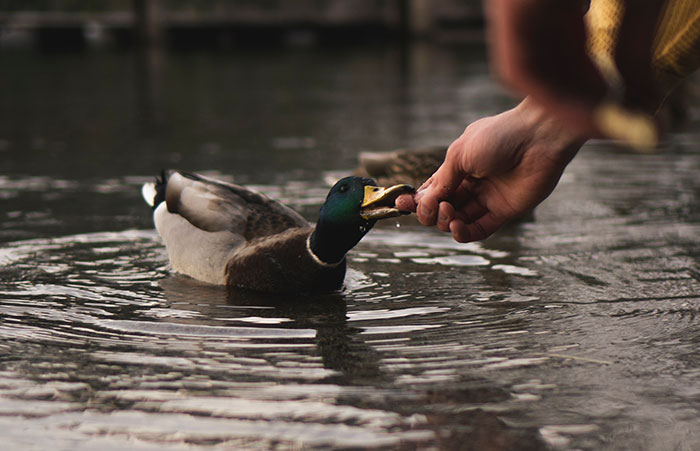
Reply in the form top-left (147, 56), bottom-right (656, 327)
top-left (1, 44), bottom-right (700, 450)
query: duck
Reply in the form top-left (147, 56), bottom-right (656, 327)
top-left (142, 170), bottom-right (414, 294)
top-left (353, 145), bottom-right (446, 188)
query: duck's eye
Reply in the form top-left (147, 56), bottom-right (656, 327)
top-left (338, 184), bottom-right (348, 193)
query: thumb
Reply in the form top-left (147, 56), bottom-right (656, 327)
top-left (414, 160), bottom-right (463, 226)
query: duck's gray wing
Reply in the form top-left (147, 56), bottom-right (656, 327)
top-left (164, 171), bottom-right (309, 240)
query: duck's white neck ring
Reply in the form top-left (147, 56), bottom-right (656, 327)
top-left (306, 235), bottom-right (344, 268)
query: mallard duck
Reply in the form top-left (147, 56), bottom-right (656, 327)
top-left (354, 145), bottom-right (447, 188)
top-left (142, 171), bottom-right (413, 294)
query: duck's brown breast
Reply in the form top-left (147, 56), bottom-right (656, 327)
top-left (225, 228), bottom-right (347, 294)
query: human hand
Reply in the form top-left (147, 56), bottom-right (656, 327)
top-left (396, 98), bottom-right (588, 242)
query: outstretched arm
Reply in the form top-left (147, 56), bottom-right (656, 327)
top-left (395, 0), bottom-right (686, 243)
top-left (396, 97), bottom-right (588, 242)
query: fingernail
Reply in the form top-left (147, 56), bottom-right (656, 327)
top-left (414, 188), bottom-right (428, 202)
top-left (417, 179), bottom-right (432, 191)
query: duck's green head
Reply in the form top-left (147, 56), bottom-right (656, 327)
top-left (310, 176), bottom-right (414, 265)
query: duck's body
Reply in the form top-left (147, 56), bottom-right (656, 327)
top-left (143, 171), bottom-right (412, 294)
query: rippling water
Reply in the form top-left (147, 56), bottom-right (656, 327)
top-left (2, 46), bottom-right (700, 450)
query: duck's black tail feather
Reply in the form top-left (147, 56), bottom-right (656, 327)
top-left (153, 169), bottom-right (168, 208)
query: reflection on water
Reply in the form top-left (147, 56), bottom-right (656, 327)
top-left (1, 45), bottom-right (700, 450)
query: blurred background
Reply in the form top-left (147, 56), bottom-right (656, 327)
top-left (0, 0), bottom-right (509, 241)
top-left (0, 1), bottom-right (485, 49)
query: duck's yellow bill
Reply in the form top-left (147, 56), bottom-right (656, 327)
top-left (360, 184), bottom-right (414, 220)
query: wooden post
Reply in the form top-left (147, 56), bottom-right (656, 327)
top-left (132, 0), bottom-right (161, 47)
top-left (410, 0), bottom-right (433, 36)
top-left (398, 0), bottom-right (434, 38)
top-left (133, 0), bottom-right (163, 129)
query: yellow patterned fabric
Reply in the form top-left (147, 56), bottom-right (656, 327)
top-left (586, 0), bottom-right (700, 88)
top-left (654, 0), bottom-right (700, 78)
top-left (585, 0), bottom-right (626, 86)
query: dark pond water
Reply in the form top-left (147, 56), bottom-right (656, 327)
top-left (1, 43), bottom-right (700, 450)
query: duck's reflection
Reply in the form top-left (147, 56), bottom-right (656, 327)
top-left (157, 276), bottom-right (546, 450)
top-left (158, 275), bottom-right (383, 385)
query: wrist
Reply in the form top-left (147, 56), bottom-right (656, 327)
top-left (515, 96), bottom-right (590, 164)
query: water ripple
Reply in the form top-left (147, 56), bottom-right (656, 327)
top-left (1, 183), bottom-right (699, 450)
top-left (96, 319), bottom-right (317, 339)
